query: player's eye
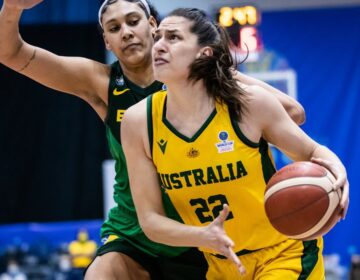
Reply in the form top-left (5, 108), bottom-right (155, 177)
top-left (108, 25), bottom-right (120, 32)
top-left (154, 34), bottom-right (161, 42)
top-left (169, 34), bottom-right (179, 41)
top-left (128, 18), bottom-right (140, 26)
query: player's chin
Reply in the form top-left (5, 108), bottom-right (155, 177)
top-left (122, 52), bottom-right (147, 65)
top-left (153, 69), bottom-right (169, 83)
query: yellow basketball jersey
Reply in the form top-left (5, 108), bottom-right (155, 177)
top-left (148, 91), bottom-right (287, 255)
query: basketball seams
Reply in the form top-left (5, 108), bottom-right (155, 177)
top-left (264, 162), bottom-right (341, 240)
top-left (267, 161), bottom-right (327, 186)
top-left (287, 190), bottom-right (340, 239)
top-left (266, 190), bottom-right (328, 221)
top-left (264, 176), bottom-right (332, 201)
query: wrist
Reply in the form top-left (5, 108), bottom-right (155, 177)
top-left (192, 225), bottom-right (210, 248)
top-left (1, 3), bottom-right (24, 16)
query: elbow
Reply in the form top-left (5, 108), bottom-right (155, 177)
top-left (289, 103), bottom-right (306, 125)
top-left (142, 228), bottom-right (158, 243)
top-left (139, 216), bottom-right (160, 243)
top-left (0, 40), bottom-right (24, 65)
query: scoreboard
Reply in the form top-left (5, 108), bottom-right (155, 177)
top-left (215, 5), bottom-right (262, 52)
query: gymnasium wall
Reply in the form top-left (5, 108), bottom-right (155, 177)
top-left (0, 24), bottom-right (108, 223)
top-left (260, 7), bottom-right (360, 264)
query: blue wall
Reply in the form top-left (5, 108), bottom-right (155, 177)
top-left (0, 0), bottom-right (101, 24)
top-left (261, 7), bottom-right (360, 265)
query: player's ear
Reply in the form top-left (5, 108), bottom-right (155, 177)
top-left (149, 16), bottom-right (158, 36)
top-left (196, 46), bottom-right (213, 58)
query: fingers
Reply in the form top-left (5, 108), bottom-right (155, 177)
top-left (312, 158), bottom-right (350, 220)
top-left (311, 157), bottom-right (346, 190)
top-left (214, 204), bottom-right (230, 226)
top-left (310, 157), bottom-right (324, 165)
top-left (311, 158), bottom-right (334, 177)
top-left (221, 232), bottom-right (235, 250)
top-left (225, 246), bottom-right (246, 276)
top-left (209, 204), bottom-right (246, 274)
top-left (333, 172), bottom-right (347, 191)
top-left (340, 180), bottom-right (349, 219)
top-left (340, 180), bottom-right (349, 207)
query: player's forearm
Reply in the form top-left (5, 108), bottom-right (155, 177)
top-left (140, 213), bottom-right (205, 248)
top-left (255, 83), bottom-right (305, 125)
top-left (0, 4), bottom-right (24, 63)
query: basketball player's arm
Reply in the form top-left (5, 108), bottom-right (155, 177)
top-left (249, 87), bottom-right (349, 217)
top-left (121, 102), bottom-right (245, 272)
top-left (233, 71), bottom-right (305, 125)
top-left (0, 1), bottom-right (108, 119)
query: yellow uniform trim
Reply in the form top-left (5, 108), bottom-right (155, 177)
top-left (104, 234), bottom-right (121, 245)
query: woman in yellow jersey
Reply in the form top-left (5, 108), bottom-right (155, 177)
top-left (121, 8), bottom-right (350, 280)
top-left (1, 2), bottom-right (306, 280)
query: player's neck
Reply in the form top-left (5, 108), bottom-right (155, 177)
top-left (166, 80), bottom-right (214, 126)
top-left (120, 60), bottom-right (155, 88)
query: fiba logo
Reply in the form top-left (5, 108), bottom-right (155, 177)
top-left (218, 131), bottom-right (229, 141)
top-left (216, 131), bottom-right (234, 153)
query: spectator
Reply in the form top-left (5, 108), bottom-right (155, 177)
top-left (68, 229), bottom-right (97, 270)
top-left (0, 259), bottom-right (27, 280)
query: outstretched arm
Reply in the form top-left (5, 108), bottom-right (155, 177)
top-left (234, 71), bottom-right (305, 125)
top-left (121, 100), bottom-right (245, 274)
top-left (0, 0), bottom-right (108, 119)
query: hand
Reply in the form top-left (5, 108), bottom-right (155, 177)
top-left (203, 204), bottom-right (246, 275)
top-left (311, 157), bottom-right (349, 219)
top-left (3, 0), bottom-right (44, 10)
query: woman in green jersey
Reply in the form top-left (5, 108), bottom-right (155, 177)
top-left (121, 8), bottom-right (349, 280)
top-left (0, 1), bottom-right (305, 279)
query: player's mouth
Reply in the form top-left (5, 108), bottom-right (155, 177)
top-left (122, 43), bottom-right (141, 51)
top-left (154, 57), bottom-right (169, 66)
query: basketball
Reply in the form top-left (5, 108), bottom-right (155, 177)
top-left (264, 161), bottom-right (342, 240)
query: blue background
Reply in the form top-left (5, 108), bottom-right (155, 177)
top-left (261, 7), bottom-right (360, 266)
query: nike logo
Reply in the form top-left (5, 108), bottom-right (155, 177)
top-left (157, 139), bottom-right (168, 154)
top-left (113, 88), bottom-right (130, 96)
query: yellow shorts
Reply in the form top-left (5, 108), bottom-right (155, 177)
top-left (204, 238), bottom-right (324, 280)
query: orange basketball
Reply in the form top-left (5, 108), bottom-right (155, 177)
top-left (264, 161), bottom-right (342, 240)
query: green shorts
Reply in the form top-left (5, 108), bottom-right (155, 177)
top-left (94, 235), bottom-right (208, 280)
top-left (96, 236), bottom-right (162, 279)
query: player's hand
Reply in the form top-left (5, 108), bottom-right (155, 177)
top-left (311, 157), bottom-right (349, 219)
top-left (3, 0), bottom-right (44, 10)
top-left (203, 204), bottom-right (246, 275)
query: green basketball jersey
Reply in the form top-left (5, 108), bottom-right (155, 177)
top-left (101, 62), bottom-right (188, 257)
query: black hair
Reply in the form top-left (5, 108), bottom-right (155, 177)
top-left (99, 0), bottom-right (160, 28)
top-left (167, 8), bottom-right (247, 120)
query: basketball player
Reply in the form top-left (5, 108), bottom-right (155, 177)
top-left (0, 0), bottom-right (305, 279)
top-left (121, 8), bottom-right (350, 279)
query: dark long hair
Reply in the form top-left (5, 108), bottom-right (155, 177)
top-left (167, 8), bottom-right (247, 120)
top-left (99, 0), bottom-right (160, 28)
